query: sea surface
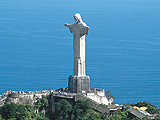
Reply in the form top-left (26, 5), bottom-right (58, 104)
top-left (0, 0), bottom-right (160, 107)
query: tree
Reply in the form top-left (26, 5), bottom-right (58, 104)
top-left (0, 103), bottom-right (17, 119)
top-left (109, 109), bottom-right (128, 120)
top-left (52, 99), bottom-right (104, 120)
top-left (16, 104), bottom-right (26, 120)
top-left (109, 116), bottom-right (120, 120)
top-left (54, 99), bottom-right (73, 120)
top-left (134, 101), bottom-right (157, 114)
top-left (23, 104), bottom-right (37, 119)
top-left (0, 103), bottom-right (48, 120)
top-left (155, 108), bottom-right (160, 114)
top-left (73, 99), bottom-right (94, 120)
top-left (35, 97), bottom-right (49, 117)
top-left (36, 97), bottom-right (48, 112)
top-left (155, 117), bottom-right (160, 120)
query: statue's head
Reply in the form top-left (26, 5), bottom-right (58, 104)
top-left (74, 13), bottom-right (82, 23)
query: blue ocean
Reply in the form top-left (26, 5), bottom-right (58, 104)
top-left (0, 0), bottom-right (160, 107)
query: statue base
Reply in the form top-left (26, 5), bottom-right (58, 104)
top-left (68, 75), bottom-right (90, 93)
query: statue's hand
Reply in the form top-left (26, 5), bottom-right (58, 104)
top-left (64, 23), bottom-right (69, 27)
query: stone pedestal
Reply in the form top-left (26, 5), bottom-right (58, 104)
top-left (68, 75), bottom-right (90, 93)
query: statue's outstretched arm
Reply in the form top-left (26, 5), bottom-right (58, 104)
top-left (64, 23), bottom-right (74, 33)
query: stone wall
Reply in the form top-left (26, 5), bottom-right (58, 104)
top-left (5, 93), bottom-right (34, 105)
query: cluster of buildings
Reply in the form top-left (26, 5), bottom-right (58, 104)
top-left (0, 90), bottom-right (49, 107)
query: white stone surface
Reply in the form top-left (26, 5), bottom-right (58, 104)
top-left (65, 13), bottom-right (89, 76)
top-left (86, 90), bottom-right (113, 105)
top-left (96, 89), bottom-right (105, 96)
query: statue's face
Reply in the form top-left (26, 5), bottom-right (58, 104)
top-left (74, 16), bottom-right (80, 23)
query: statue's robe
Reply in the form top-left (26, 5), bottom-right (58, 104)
top-left (68, 22), bottom-right (89, 76)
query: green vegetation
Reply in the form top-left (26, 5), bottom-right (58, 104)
top-left (132, 101), bottom-right (158, 114)
top-left (100, 101), bottom-right (160, 120)
top-left (0, 103), bottom-right (49, 120)
top-left (53, 99), bottom-right (73, 120)
top-left (73, 99), bottom-right (98, 120)
top-left (35, 96), bottom-right (49, 114)
top-left (109, 101), bottom-right (160, 120)
top-left (52, 99), bottom-right (108, 120)
top-left (0, 98), bottom-right (159, 120)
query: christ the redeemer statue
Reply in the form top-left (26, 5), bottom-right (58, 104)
top-left (65, 13), bottom-right (90, 93)
top-left (64, 13), bottom-right (89, 76)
